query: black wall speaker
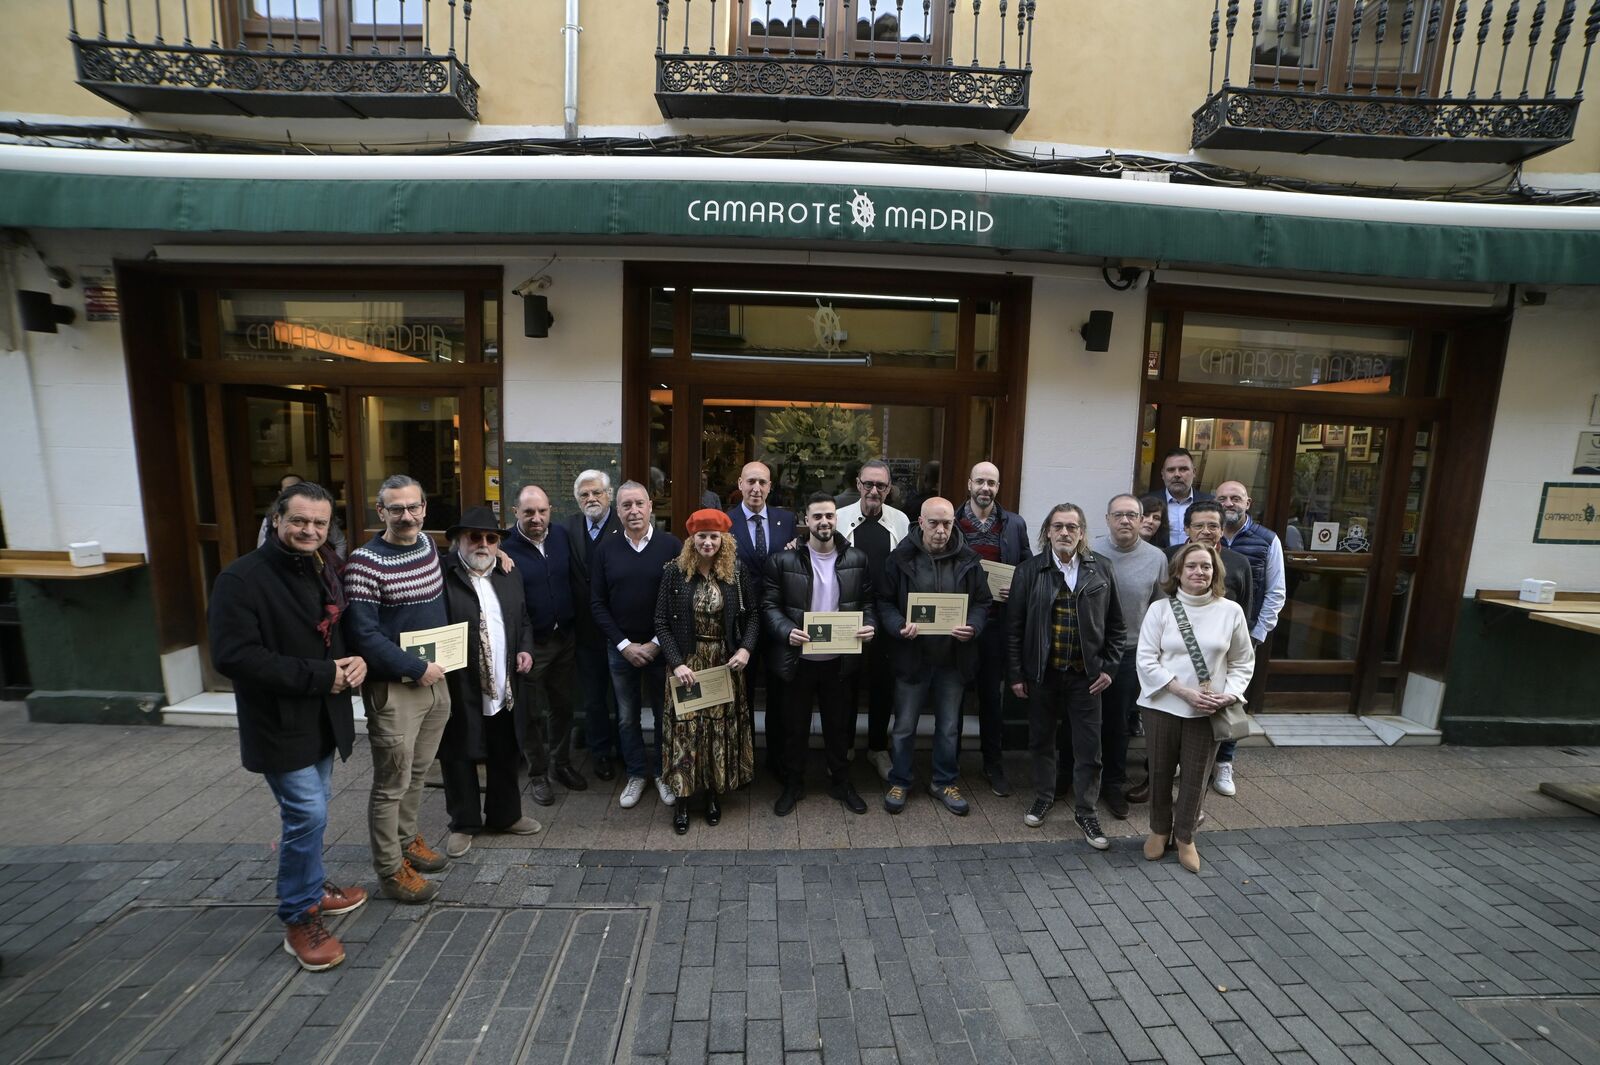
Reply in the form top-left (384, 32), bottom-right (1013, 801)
top-left (523, 294), bottom-right (554, 338)
top-left (18, 290), bottom-right (76, 334)
top-left (1080, 310), bottom-right (1113, 352)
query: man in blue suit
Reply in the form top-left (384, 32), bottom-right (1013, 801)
top-left (727, 460), bottom-right (797, 778)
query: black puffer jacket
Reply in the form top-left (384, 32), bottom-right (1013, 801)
top-left (1005, 549), bottom-right (1126, 686)
top-left (876, 527), bottom-right (992, 683)
top-left (208, 538), bottom-right (354, 775)
top-left (760, 545), bottom-right (879, 680)
top-left (654, 563), bottom-right (759, 670)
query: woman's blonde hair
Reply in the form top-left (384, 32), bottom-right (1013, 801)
top-left (1161, 542), bottom-right (1227, 599)
top-left (675, 530), bottom-right (738, 584)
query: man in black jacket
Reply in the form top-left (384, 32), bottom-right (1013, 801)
top-left (209, 481), bottom-right (368, 972)
top-left (762, 493), bottom-right (878, 817)
top-left (878, 498), bottom-right (992, 817)
top-left (1006, 502), bottom-right (1126, 848)
top-left (564, 469), bottom-right (622, 780)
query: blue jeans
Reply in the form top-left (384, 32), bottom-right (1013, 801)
top-left (263, 752), bottom-right (334, 925)
top-left (609, 646), bottom-right (666, 780)
top-left (1217, 739), bottom-right (1238, 763)
top-left (889, 663), bottom-right (965, 789)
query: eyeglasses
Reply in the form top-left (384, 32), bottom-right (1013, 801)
top-left (382, 502), bottom-right (425, 516)
top-left (465, 531), bottom-right (501, 545)
top-left (1188, 521), bottom-right (1222, 532)
top-left (283, 516), bottom-right (329, 530)
top-left (1048, 523), bottom-right (1083, 534)
top-left (858, 480), bottom-right (889, 492)
top-left (1108, 511), bottom-right (1141, 522)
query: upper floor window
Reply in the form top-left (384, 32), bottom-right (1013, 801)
top-left (740, 0), bottom-right (945, 62)
top-left (1250, 0), bottom-right (1449, 93)
top-left (231, 0), bottom-right (424, 53)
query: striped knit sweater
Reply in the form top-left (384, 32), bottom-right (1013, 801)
top-left (342, 534), bottom-right (448, 682)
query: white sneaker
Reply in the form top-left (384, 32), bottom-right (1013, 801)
top-left (1213, 762), bottom-right (1236, 797)
top-left (620, 777), bottom-right (647, 808)
top-left (655, 778), bottom-right (677, 806)
top-left (868, 750), bottom-right (892, 783)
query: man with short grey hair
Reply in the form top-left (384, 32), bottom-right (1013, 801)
top-left (565, 469), bottom-right (622, 780)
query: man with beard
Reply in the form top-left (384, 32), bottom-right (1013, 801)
top-left (877, 497), bottom-right (992, 817)
top-left (954, 461), bottom-right (1032, 797)
top-left (1212, 480), bottom-right (1285, 799)
top-left (564, 470), bottom-right (622, 780)
top-left (725, 461), bottom-right (797, 779)
top-left (209, 480), bottom-right (367, 971)
top-left (343, 475), bottom-right (452, 904)
top-left (592, 480), bottom-right (684, 810)
top-left (835, 459), bottom-right (908, 782)
top-left (438, 507), bottom-right (544, 859)
top-left (1006, 503), bottom-right (1125, 846)
top-left (501, 484), bottom-right (588, 805)
top-left (1153, 449), bottom-right (1212, 549)
top-left (763, 493), bottom-right (878, 816)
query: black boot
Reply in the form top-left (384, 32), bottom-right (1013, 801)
top-left (705, 792), bottom-right (721, 826)
top-left (673, 804), bottom-right (690, 835)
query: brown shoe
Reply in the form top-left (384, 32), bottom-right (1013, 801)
top-left (1143, 833), bottom-right (1166, 861)
top-left (319, 881), bottom-right (367, 917)
top-left (283, 907), bottom-right (345, 971)
top-left (379, 860), bottom-right (440, 904)
top-left (1176, 840), bottom-right (1202, 874)
top-left (1125, 782), bottom-right (1151, 804)
top-left (403, 834), bottom-right (448, 873)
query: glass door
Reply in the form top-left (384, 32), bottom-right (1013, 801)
top-left (352, 389), bottom-right (469, 537)
top-left (225, 384), bottom-right (347, 559)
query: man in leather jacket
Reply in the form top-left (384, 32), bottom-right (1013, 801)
top-left (762, 493), bottom-right (878, 817)
top-left (1006, 503), bottom-right (1126, 848)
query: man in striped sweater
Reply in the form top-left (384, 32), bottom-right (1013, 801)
top-left (343, 475), bottom-right (452, 904)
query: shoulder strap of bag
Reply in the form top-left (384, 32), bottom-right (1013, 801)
top-left (1168, 597), bottom-right (1212, 690)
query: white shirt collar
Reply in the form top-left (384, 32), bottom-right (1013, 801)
top-left (625, 525), bottom-right (655, 552)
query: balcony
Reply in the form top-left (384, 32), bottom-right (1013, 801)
top-left (655, 1), bottom-right (1035, 132)
top-left (1192, 0), bottom-right (1600, 163)
top-left (68, 1), bottom-right (478, 120)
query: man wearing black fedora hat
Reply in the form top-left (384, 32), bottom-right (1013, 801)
top-left (437, 506), bottom-right (543, 859)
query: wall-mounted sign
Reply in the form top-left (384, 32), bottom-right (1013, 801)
top-left (1573, 432), bottom-right (1600, 475)
top-left (1534, 482), bottom-right (1600, 545)
top-left (1311, 521), bottom-right (1340, 551)
top-left (687, 189), bottom-right (996, 236)
top-left (80, 267), bottom-right (119, 322)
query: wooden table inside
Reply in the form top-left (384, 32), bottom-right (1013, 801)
top-left (0, 550), bottom-right (146, 580)
top-left (1476, 590), bottom-right (1600, 615)
top-left (1531, 611), bottom-right (1600, 636)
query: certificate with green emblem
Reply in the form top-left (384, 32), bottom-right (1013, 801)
top-left (672, 664), bottom-right (734, 719)
top-left (399, 622), bottom-right (469, 673)
top-left (802, 611), bottom-right (864, 655)
top-left (905, 593), bottom-right (968, 635)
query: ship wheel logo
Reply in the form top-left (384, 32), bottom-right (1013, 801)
top-left (848, 190), bottom-right (876, 231)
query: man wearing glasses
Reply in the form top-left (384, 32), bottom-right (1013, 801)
top-left (834, 459), bottom-right (909, 782)
top-left (343, 475), bottom-right (453, 904)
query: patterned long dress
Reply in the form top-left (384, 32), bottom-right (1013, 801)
top-left (660, 578), bottom-right (755, 798)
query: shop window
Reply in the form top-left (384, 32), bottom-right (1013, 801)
top-left (217, 291), bottom-right (469, 365)
top-left (975, 300), bottom-right (1001, 372)
top-left (231, 1), bottom-right (423, 54)
top-left (1251, 0), bottom-right (1444, 93)
top-left (688, 288), bottom-right (958, 370)
top-left (1178, 313), bottom-right (1411, 395)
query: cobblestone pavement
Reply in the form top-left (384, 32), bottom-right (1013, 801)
top-left (2, 708), bottom-right (1600, 1063)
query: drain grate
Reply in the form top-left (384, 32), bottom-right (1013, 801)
top-left (1460, 995), bottom-right (1600, 1064)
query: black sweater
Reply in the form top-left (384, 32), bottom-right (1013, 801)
top-left (591, 530), bottom-right (684, 646)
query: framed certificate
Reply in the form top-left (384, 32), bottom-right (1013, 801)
top-left (802, 611), bottom-right (865, 655)
top-left (400, 622), bottom-right (469, 673)
top-left (672, 663), bottom-right (734, 717)
top-left (905, 593), bottom-right (968, 635)
top-left (979, 560), bottom-right (1015, 599)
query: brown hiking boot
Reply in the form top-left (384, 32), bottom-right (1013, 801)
top-left (379, 860), bottom-right (439, 904)
top-left (402, 834), bottom-right (448, 873)
top-left (319, 881), bottom-right (367, 917)
top-left (283, 907), bottom-right (345, 971)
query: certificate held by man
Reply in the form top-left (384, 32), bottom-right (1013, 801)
top-left (802, 611), bottom-right (865, 655)
top-left (672, 663), bottom-right (734, 717)
top-left (399, 621), bottom-right (469, 673)
top-left (980, 560), bottom-right (1015, 600)
top-left (905, 593), bottom-right (969, 635)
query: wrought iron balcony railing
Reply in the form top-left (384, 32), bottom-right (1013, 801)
top-left (655, 1), bottom-right (1036, 132)
top-left (68, 1), bottom-right (479, 120)
top-left (1193, 1), bottom-right (1600, 163)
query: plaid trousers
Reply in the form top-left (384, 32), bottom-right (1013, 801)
top-left (1141, 707), bottom-right (1220, 845)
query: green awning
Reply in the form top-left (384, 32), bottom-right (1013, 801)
top-left (3, 167), bottom-right (1598, 285)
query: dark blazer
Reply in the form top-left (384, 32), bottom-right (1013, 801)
top-left (438, 553), bottom-right (534, 763)
top-left (760, 545), bottom-right (879, 680)
top-left (726, 504), bottom-right (798, 592)
top-left (1167, 543), bottom-right (1255, 615)
top-left (653, 565), bottom-right (760, 672)
top-left (208, 539), bottom-right (354, 775)
top-left (1156, 490), bottom-right (1215, 550)
top-left (1005, 550), bottom-right (1127, 688)
top-left (564, 508), bottom-right (622, 642)
top-left (877, 529), bottom-right (993, 683)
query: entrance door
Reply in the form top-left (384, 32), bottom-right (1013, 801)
top-left (224, 385), bottom-right (346, 559)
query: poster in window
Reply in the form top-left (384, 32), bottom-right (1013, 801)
top-left (1190, 418), bottom-right (1214, 451)
top-left (1348, 427), bottom-right (1373, 462)
top-left (1248, 421), bottom-right (1272, 451)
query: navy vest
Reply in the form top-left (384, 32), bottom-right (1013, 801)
top-left (1225, 520), bottom-right (1275, 627)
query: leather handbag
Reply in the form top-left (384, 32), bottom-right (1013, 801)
top-left (1169, 597), bottom-right (1252, 743)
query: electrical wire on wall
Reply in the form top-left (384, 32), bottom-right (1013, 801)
top-left (1, 122), bottom-right (1595, 207)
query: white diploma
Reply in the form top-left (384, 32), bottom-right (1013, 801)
top-left (905, 593), bottom-right (969, 635)
top-left (980, 560), bottom-right (1015, 599)
top-left (671, 663), bottom-right (734, 718)
top-left (399, 622), bottom-right (470, 673)
top-left (802, 611), bottom-right (865, 655)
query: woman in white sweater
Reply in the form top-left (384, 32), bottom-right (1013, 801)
top-left (1135, 543), bottom-right (1254, 873)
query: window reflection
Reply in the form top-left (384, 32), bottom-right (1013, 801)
top-left (689, 289), bottom-right (957, 369)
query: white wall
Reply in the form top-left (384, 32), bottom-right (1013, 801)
top-left (500, 257), bottom-right (624, 444)
top-left (1016, 277), bottom-right (1149, 538)
top-left (0, 234), bottom-right (149, 555)
top-left (1465, 289), bottom-right (1600, 594)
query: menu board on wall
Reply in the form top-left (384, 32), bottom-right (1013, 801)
top-left (502, 442), bottom-right (622, 523)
